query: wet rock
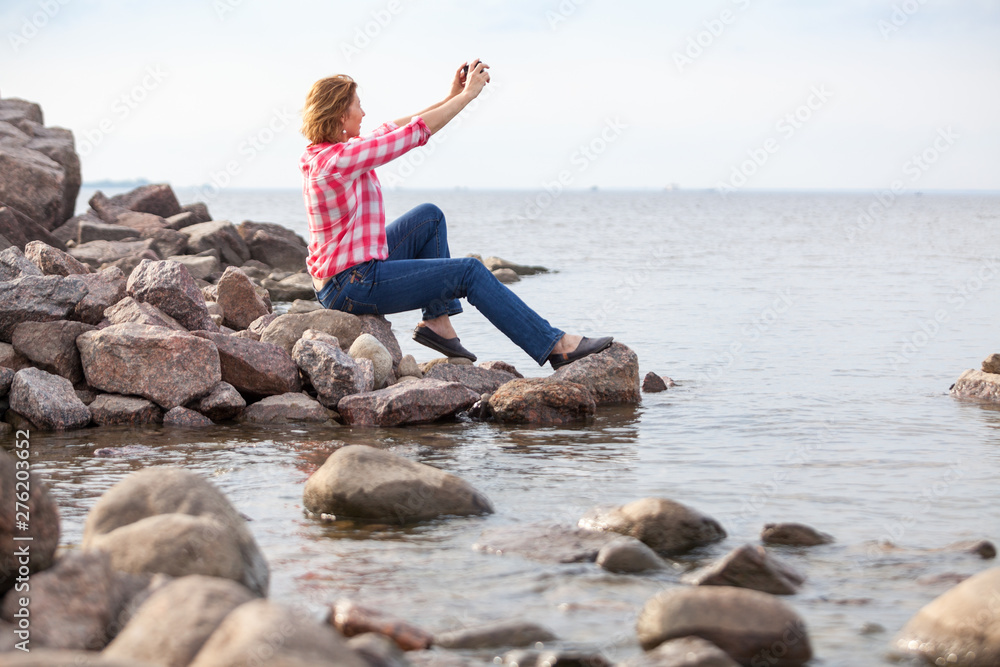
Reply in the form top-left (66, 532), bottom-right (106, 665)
top-left (579, 498), bottom-right (726, 556)
top-left (493, 267), bottom-right (520, 283)
top-left (642, 371), bottom-right (668, 393)
top-left (179, 220), bottom-right (250, 266)
top-left (488, 378), bottom-right (596, 425)
top-left (77, 219), bottom-right (140, 243)
top-left (187, 381), bottom-right (245, 421)
top-left (894, 567), bottom-right (1000, 666)
top-left (82, 466), bottom-right (269, 596)
top-left (551, 342), bottom-right (640, 405)
top-left (294, 331), bottom-right (371, 407)
top-left (244, 227), bottom-right (308, 272)
top-left (425, 362), bottom-right (517, 395)
top-left (761, 522), bottom-right (834, 547)
top-left (190, 599), bottom-right (367, 667)
top-left (71, 266), bottom-right (127, 324)
top-left (1, 448), bottom-right (60, 595)
top-left (350, 332), bottom-right (393, 388)
top-left (473, 523), bottom-right (620, 564)
top-left (68, 238), bottom-right (157, 269)
top-left (337, 378), bottom-right (479, 427)
top-left (951, 368), bottom-right (1000, 402)
top-left (126, 259), bottom-right (217, 332)
top-left (983, 353), bottom-right (1000, 374)
top-left (502, 649), bottom-right (610, 666)
top-left (0, 273), bottom-right (89, 341)
top-left (215, 265), bottom-right (270, 330)
top-left (637, 586), bottom-right (812, 665)
top-left (106, 183), bottom-right (182, 219)
top-left (103, 295), bottom-right (186, 331)
top-left (12, 319), bottom-right (96, 383)
top-left (596, 536), bottom-right (667, 574)
top-left (0, 245), bottom-right (44, 280)
top-left (261, 309), bottom-right (362, 354)
top-left (9, 367), bottom-right (90, 430)
top-left (434, 620), bottom-right (557, 649)
top-left (77, 323), bottom-right (222, 409)
top-left (0, 342), bottom-right (31, 370)
top-left (398, 354), bottom-right (422, 379)
top-left (192, 330), bottom-right (301, 397)
top-left (104, 575), bottom-right (256, 666)
top-left (330, 599), bottom-right (434, 651)
top-left (620, 636), bottom-right (739, 667)
top-left (304, 444), bottom-right (493, 523)
top-left (167, 253), bottom-right (219, 281)
top-left (0, 551), bottom-right (145, 650)
top-left (484, 256), bottom-right (549, 276)
top-left (24, 239), bottom-right (90, 276)
top-left (89, 394), bottom-right (163, 426)
top-left (687, 544), bottom-right (805, 595)
top-left (238, 392), bottom-right (333, 424)
top-left (348, 632), bottom-right (413, 667)
top-left (947, 539), bottom-right (997, 559)
top-left (262, 271), bottom-right (314, 301)
top-left (163, 406), bottom-right (214, 427)
top-left (479, 360), bottom-right (523, 378)
top-left (359, 314), bottom-right (403, 372)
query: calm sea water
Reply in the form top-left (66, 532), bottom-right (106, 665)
top-left (50, 187), bottom-right (1000, 664)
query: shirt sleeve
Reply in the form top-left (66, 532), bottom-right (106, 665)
top-left (332, 118), bottom-right (431, 182)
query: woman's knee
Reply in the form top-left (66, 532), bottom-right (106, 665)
top-left (414, 202), bottom-right (444, 224)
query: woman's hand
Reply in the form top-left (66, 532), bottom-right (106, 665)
top-left (462, 59), bottom-right (490, 100)
top-left (448, 63), bottom-right (467, 99)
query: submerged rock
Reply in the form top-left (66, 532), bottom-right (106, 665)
top-left (894, 566), bottom-right (1000, 666)
top-left (89, 394), bottom-right (163, 426)
top-left (337, 378), bottom-right (479, 427)
top-left (579, 498), bottom-right (726, 556)
top-left (435, 620), bottom-right (557, 650)
top-left (642, 371), bottom-right (668, 393)
top-left (621, 636), bottom-right (739, 667)
top-left (238, 392), bottom-right (332, 424)
top-left (596, 536), bottom-right (667, 574)
top-left (329, 599), bottom-right (433, 651)
top-left (473, 523), bottom-right (620, 564)
top-left (303, 444), bottom-right (493, 523)
top-left (687, 544), bottom-right (805, 595)
top-left (637, 586), bottom-right (812, 665)
top-left (487, 378), bottom-right (596, 425)
top-left (163, 406), bottom-right (214, 427)
top-left (761, 522), bottom-right (834, 547)
top-left (951, 369), bottom-right (1000, 402)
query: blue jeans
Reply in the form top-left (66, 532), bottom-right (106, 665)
top-left (314, 203), bottom-right (565, 365)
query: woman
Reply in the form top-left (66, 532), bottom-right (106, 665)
top-left (300, 61), bottom-right (611, 369)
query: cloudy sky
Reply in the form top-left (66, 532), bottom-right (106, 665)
top-left (3, 0), bottom-right (998, 191)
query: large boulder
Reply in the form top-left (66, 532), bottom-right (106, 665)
top-left (0, 129), bottom-right (67, 231)
top-left (126, 259), bottom-right (217, 332)
top-left (0, 273), bottom-right (88, 342)
top-left (180, 220), bottom-right (251, 266)
top-left (637, 586), bottom-right (812, 665)
top-left (9, 367), bottom-right (91, 430)
top-left (550, 341), bottom-right (640, 405)
top-left (68, 239), bottom-right (157, 269)
top-left (77, 323), bottom-right (222, 409)
top-left (11, 319), bottom-right (96, 383)
top-left (687, 544), bottom-right (805, 595)
top-left (303, 444), bottom-right (493, 523)
top-left (293, 330), bottom-right (371, 407)
top-left (337, 378), bottom-right (479, 427)
top-left (70, 266), bottom-right (127, 324)
top-left (192, 331), bottom-right (301, 397)
top-left (105, 183), bottom-right (182, 218)
top-left (189, 600), bottom-right (367, 667)
top-left (579, 498), bottom-right (726, 556)
top-left (0, 205), bottom-right (66, 251)
top-left (1, 448), bottom-right (60, 596)
top-left (103, 296), bottom-right (185, 331)
top-left (237, 221), bottom-right (308, 272)
top-left (24, 240), bottom-right (90, 276)
top-left (261, 309), bottom-right (362, 354)
top-left (487, 377), bottom-right (596, 425)
top-left (425, 363), bottom-right (517, 395)
top-left (104, 575), bottom-right (255, 667)
top-left (82, 467), bottom-right (269, 596)
top-left (215, 266), bottom-right (270, 330)
top-left (894, 566), bottom-right (1000, 666)
top-left (237, 392), bottom-right (332, 424)
top-left (89, 394), bottom-right (163, 426)
top-left (951, 369), bottom-right (1000, 402)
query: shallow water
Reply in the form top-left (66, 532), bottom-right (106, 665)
top-left (44, 188), bottom-right (1000, 664)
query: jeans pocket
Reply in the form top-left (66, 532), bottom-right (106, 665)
top-left (342, 296), bottom-right (379, 315)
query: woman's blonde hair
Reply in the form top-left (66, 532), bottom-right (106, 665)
top-left (301, 75), bottom-right (357, 145)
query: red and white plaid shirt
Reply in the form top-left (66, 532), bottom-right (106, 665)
top-left (301, 117), bottom-right (431, 279)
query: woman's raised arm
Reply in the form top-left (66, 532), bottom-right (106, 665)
top-left (398, 60), bottom-right (490, 136)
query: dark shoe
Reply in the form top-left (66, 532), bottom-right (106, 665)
top-left (548, 336), bottom-right (614, 370)
top-left (412, 325), bottom-right (477, 362)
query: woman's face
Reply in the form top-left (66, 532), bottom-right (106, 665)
top-left (341, 91), bottom-right (364, 140)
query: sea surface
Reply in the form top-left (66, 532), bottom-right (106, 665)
top-left (44, 187), bottom-right (1000, 664)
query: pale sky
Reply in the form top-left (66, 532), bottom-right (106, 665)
top-left (2, 0), bottom-right (998, 191)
